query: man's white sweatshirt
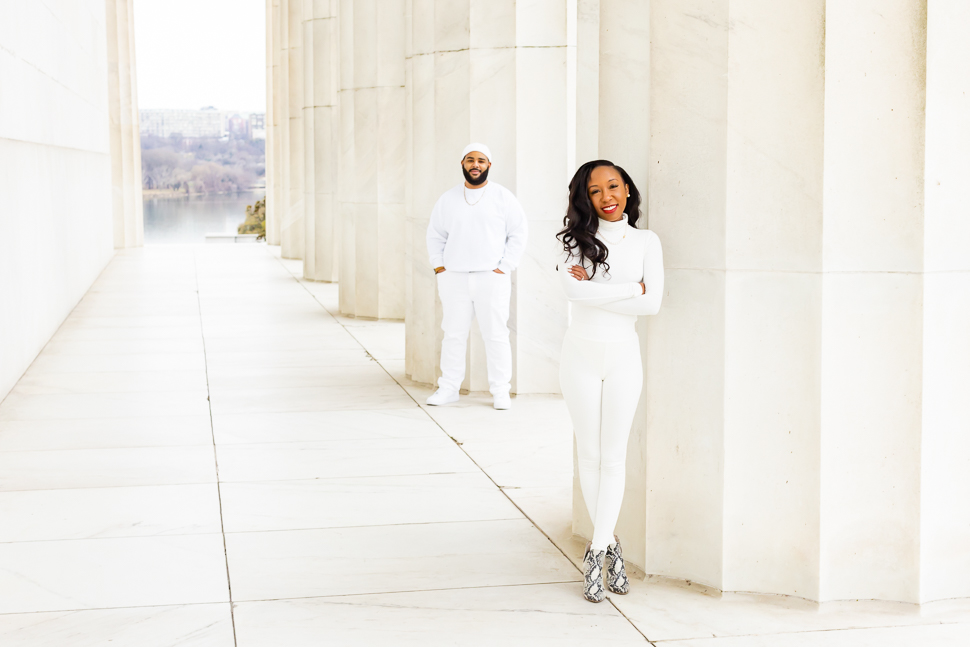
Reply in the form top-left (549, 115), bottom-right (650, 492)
top-left (426, 182), bottom-right (529, 274)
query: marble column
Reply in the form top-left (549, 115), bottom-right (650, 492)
top-left (404, 0), bottom-right (573, 392)
top-left (569, 0), bottom-right (970, 605)
top-left (125, 0), bottom-right (144, 241)
top-left (105, 0), bottom-right (143, 248)
top-left (265, 0), bottom-right (278, 245)
top-left (920, 0), bottom-right (970, 603)
top-left (281, 0), bottom-right (305, 259)
top-left (570, 0), bottom-right (653, 574)
top-left (301, 0), bottom-right (316, 276)
top-left (337, 0), bottom-right (356, 314)
top-left (302, 1), bottom-right (339, 282)
top-left (574, 0), bottom-right (828, 596)
top-left (338, 0), bottom-right (406, 319)
top-left (275, 0), bottom-right (291, 249)
top-left (819, 0), bottom-right (926, 603)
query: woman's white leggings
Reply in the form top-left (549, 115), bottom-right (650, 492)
top-left (559, 332), bottom-right (643, 551)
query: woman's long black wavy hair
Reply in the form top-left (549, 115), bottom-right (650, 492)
top-left (557, 160), bottom-right (642, 279)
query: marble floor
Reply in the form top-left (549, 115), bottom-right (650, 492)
top-left (1, 245), bottom-right (968, 646)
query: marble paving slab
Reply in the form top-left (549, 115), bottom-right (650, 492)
top-left (211, 408), bottom-right (441, 444)
top-left (0, 534), bottom-right (229, 613)
top-left (56, 315), bottom-right (201, 329)
top-left (208, 383), bottom-right (414, 414)
top-left (0, 445), bottom-right (216, 491)
top-left (0, 391), bottom-right (210, 421)
top-left (205, 362), bottom-right (397, 390)
top-left (0, 415), bottom-right (214, 451)
top-left (0, 483), bottom-right (222, 542)
top-left (341, 324), bottom-right (406, 361)
top-left (201, 331), bottom-right (360, 353)
top-left (215, 437), bottom-right (476, 482)
top-left (202, 349), bottom-right (372, 370)
top-left (614, 581), bottom-right (970, 642)
top-left (40, 338), bottom-right (205, 356)
top-left (0, 603), bottom-right (235, 647)
top-left (655, 622), bottom-right (970, 646)
top-left (219, 472), bottom-right (519, 533)
top-left (225, 519), bottom-right (580, 601)
top-left (11, 369), bottom-right (209, 395)
top-left (25, 352), bottom-right (207, 375)
top-left (51, 324), bottom-right (202, 342)
top-left (231, 583), bottom-right (645, 646)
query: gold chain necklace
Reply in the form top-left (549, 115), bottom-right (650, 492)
top-left (463, 184), bottom-right (488, 206)
top-left (598, 226), bottom-right (627, 245)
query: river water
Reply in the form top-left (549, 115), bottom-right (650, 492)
top-left (143, 191), bottom-right (264, 244)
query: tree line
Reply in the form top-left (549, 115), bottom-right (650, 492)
top-left (141, 134), bottom-right (265, 194)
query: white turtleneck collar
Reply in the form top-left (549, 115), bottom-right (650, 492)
top-left (597, 213), bottom-right (628, 232)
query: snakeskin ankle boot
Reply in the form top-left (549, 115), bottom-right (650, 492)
top-left (582, 542), bottom-right (606, 603)
top-left (605, 535), bottom-right (630, 595)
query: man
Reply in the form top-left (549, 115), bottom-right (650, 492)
top-left (426, 143), bottom-right (528, 410)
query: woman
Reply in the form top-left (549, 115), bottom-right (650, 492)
top-left (557, 160), bottom-right (664, 602)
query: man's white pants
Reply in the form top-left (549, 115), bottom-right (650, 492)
top-left (436, 270), bottom-right (512, 396)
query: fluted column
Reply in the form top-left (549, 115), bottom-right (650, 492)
top-left (301, 0), bottom-right (316, 275)
top-left (125, 0), bottom-right (144, 242)
top-left (281, 0), bottom-right (305, 259)
top-left (571, 0), bottom-right (970, 605)
top-left (336, 0), bottom-right (406, 319)
top-left (303, 2), bottom-right (339, 282)
top-left (275, 0), bottom-right (291, 248)
top-left (265, 0), bottom-right (278, 245)
top-left (570, 0), bottom-right (653, 571)
top-left (576, 0), bottom-right (829, 596)
top-left (337, 0), bottom-right (356, 314)
top-left (920, 0), bottom-right (970, 603)
top-left (105, 0), bottom-right (143, 248)
top-left (404, 0), bottom-right (574, 392)
top-left (818, 0), bottom-right (927, 604)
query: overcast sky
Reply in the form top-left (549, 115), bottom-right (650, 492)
top-left (133, 0), bottom-right (265, 112)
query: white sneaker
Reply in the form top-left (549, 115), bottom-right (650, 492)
top-left (426, 388), bottom-right (459, 406)
top-left (493, 393), bottom-right (511, 410)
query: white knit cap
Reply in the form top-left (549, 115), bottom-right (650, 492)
top-left (461, 142), bottom-right (492, 163)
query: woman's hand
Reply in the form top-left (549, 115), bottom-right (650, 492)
top-left (639, 282), bottom-right (645, 294)
top-left (569, 265), bottom-right (589, 281)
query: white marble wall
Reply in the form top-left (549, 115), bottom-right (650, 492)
top-left (1, 0), bottom-right (127, 399)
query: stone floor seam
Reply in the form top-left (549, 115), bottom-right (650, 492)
top-left (194, 249), bottom-right (240, 647)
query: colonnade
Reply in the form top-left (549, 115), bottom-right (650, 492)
top-left (266, 0), bottom-right (970, 605)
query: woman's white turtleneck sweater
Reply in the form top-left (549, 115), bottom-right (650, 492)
top-left (558, 214), bottom-right (665, 341)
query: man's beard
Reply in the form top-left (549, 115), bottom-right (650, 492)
top-left (463, 166), bottom-right (489, 186)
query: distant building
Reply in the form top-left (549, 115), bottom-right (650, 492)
top-left (249, 113), bottom-right (266, 140)
top-left (140, 108), bottom-right (267, 140)
top-left (227, 114), bottom-right (250, 139)
top-left (140, 107), bottom-right (225, 138)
